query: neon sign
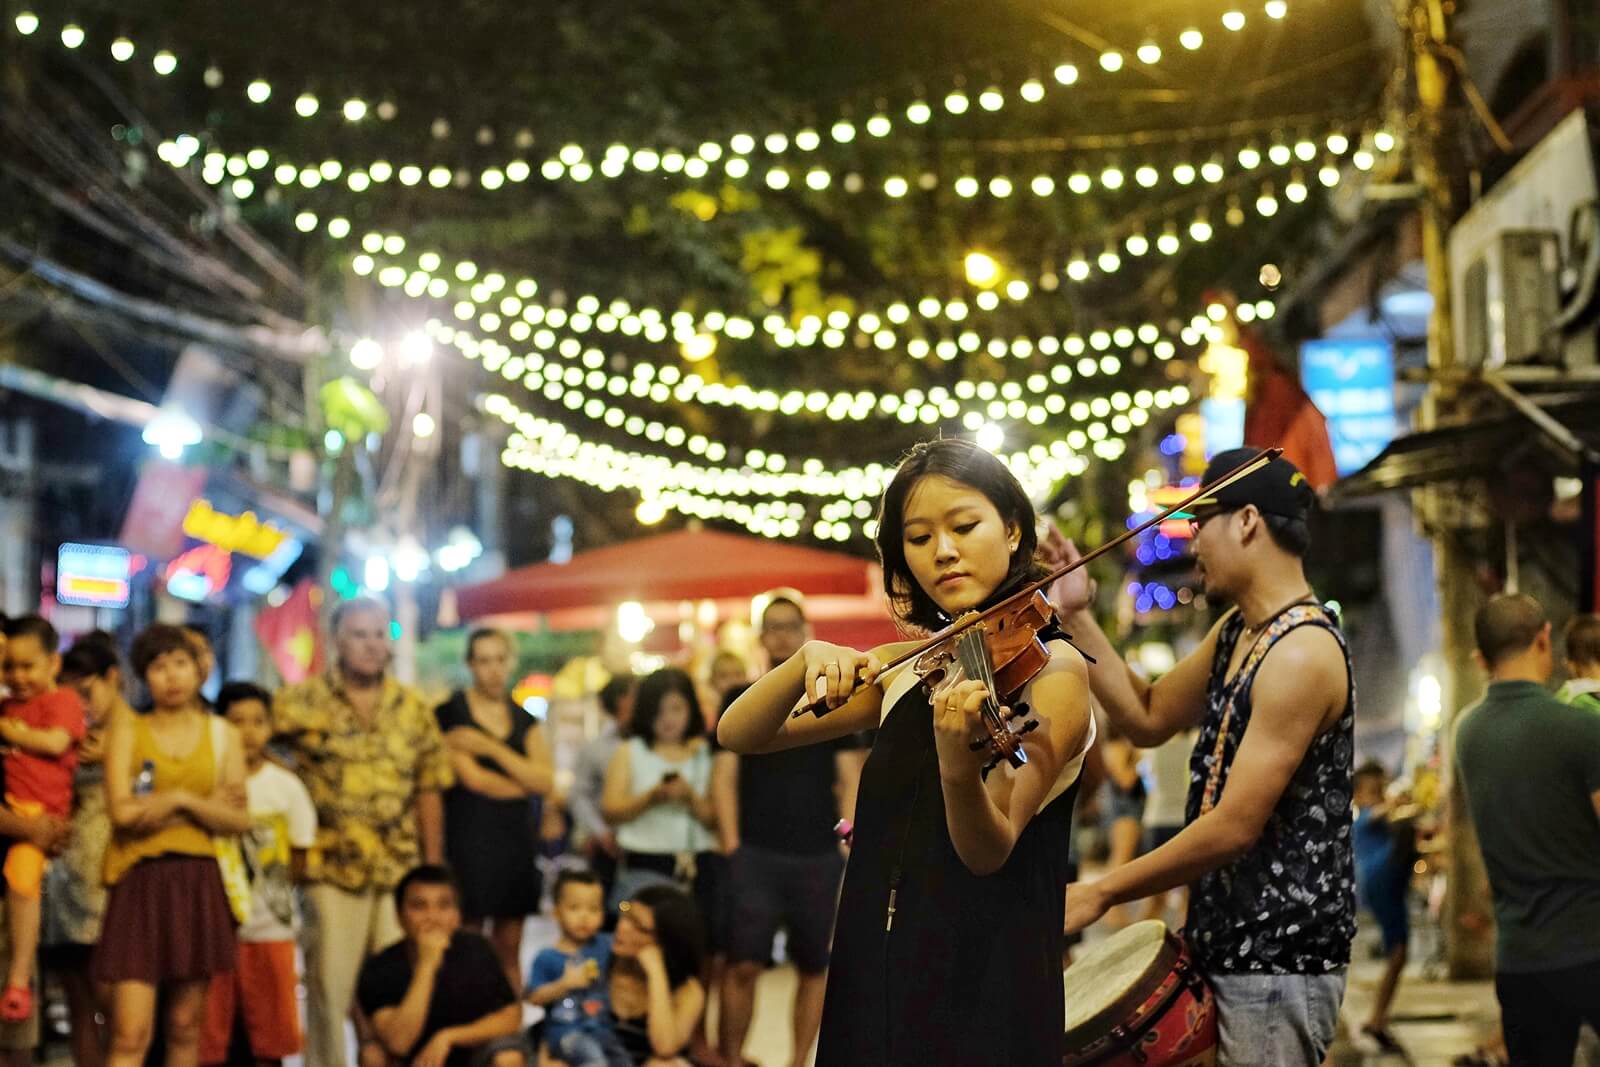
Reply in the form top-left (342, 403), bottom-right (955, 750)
top-left (165, 543), bottom-right (233, 603)
top-left (57, 543), bottom-right (132, 608)
top-left (182, 500), bottom-right (289, 559)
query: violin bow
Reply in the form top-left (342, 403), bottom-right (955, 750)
top-left (793, 446), bottom-right (1283, 718)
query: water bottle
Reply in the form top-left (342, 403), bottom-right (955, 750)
top-left (133, 760), bottom-right (156, 796)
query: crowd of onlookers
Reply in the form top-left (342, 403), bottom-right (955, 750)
top-left (7, 581), bottom-right (1593, 1067)
top-left (0, 589), bottom-right (850, 1067)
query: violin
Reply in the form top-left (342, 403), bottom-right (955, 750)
top-left (792, 448), bottom-right (1283, 773)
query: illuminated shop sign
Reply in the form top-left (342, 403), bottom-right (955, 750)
top-left (57, 543), bottom-right (132, 608)
top-left (182, 499), bottom-right (290, 559)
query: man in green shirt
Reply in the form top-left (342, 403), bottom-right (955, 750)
top-left (1556, 613), bottom-right (1600, 714)
top-left (1454, 593), bottom-right (1600, 1066)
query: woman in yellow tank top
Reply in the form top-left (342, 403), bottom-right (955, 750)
top-left (93, 625), bottom-right (248, 1067)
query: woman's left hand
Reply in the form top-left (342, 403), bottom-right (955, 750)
top-left (636, 943), bottom-right (666, 977)
top-left (932, 679), bottom-right (993, 781)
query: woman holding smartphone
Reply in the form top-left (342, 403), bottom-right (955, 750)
top-left (601, 668), bottom-right (717, 920)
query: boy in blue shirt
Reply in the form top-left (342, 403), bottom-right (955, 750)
top-left (528, 870), bottom-right (622, 1066)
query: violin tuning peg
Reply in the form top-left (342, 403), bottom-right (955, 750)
top-left (1008, 702), bottom-right (1031, 722)
top-left (1018, 719), bottom-right (1040, 736)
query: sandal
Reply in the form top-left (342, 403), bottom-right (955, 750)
top-left (1362, 1024), bottom-right (1411, 1061)
top-left (0, 986), bottom-right (31, 1023)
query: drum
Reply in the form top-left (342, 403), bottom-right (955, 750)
top-left (1062, 920), bottom-right (1218, 1067)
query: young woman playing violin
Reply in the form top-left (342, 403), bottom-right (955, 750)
top-left (718, 438), bottom-right (1094, 1066)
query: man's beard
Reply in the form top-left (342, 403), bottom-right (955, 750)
top-left (342, 662), bottom-right (385, 686)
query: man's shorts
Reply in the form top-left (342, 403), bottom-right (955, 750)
top-left (1359, 873), bottom-right (1410, 954)
top-left (201, 939), bottom-right (302, 1062)
top-left (1210, 971), bottom-right (1346, 1066)
top-left (725, 845), bottom-right (843, 975)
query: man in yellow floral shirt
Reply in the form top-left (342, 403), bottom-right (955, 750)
top-left (273, 597), bottom-right (453, 1067)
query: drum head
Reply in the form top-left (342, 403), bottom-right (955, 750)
top-left (1063, 920), bottom-right (1175, 1036)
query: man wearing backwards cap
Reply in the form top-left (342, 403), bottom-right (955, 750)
top-left (1053, 448), bottom-right (1356, 1066)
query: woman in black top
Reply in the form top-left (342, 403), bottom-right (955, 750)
top-left (609, 884), bottom-right (707, 1064)
top-left (435, 628), bottom-right (554, 990)
top-left (719, 439), bottom-right (1094, 1066)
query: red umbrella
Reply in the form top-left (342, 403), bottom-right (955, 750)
top-left (456, 527), bottom-right (879, 618)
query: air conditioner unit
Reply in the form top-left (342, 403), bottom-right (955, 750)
top-left (1458, 230), bottom-right (1562, 369)
top-left (1449, 109), bottom-right (1600, 370)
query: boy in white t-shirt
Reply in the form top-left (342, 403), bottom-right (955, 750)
top-left (201, 682), bottom-right (317, 1067)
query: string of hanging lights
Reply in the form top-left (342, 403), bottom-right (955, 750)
top-left (12, 1), bottom-right (1301, 172)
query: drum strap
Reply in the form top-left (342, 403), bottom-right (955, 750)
top-left (1199, 600), bottom-right (1320, 815)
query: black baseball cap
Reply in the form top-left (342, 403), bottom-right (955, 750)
top-left (1189, 447), bottom-right (1315, 520)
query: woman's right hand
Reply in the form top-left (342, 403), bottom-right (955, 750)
top-left (801, 641), bottom-right (883, 711)
top-left (1041, 530), bottom-right (1096, 617)
top-left (651, 777), bottom-right (692, 804)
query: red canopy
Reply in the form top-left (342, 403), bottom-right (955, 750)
top-left (456, 527), bottom-right (880, 618)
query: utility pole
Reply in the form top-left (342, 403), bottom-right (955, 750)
top-left (1398, 0), bottom-right (1495, 980)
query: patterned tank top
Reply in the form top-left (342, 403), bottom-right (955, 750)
top-left (1184, 602), bottom-right (1356, 975)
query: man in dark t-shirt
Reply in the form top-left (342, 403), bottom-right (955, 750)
top-left (1454, 593), bottom-right (1600, 1066)
top-left (715, 593), bottom-right (861, 1067)
top-left (356, 866), bottom-right (528, 1067)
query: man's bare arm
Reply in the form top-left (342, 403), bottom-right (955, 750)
top-left (1068, 626), bottom-right (1345, 924)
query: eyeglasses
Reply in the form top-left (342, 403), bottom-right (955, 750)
top-left (1186, 507), bottom-right (1237, 537)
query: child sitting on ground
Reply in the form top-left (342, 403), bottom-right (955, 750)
top-left (527, 869), bottom-right (620, 1067)
top-left (0, 616), bottom-right (86, 1020)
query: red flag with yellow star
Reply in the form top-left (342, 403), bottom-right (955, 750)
top-left (255, 579), bottom-right (325, 683)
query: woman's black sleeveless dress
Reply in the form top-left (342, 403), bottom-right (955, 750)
top-left (816, 675), bottom-right (1081, 1066)
top-left (435, 691), bottom-right (544, 919)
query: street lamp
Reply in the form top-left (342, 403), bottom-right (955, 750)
top-left (142, 411), bottom-right (202, 460)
